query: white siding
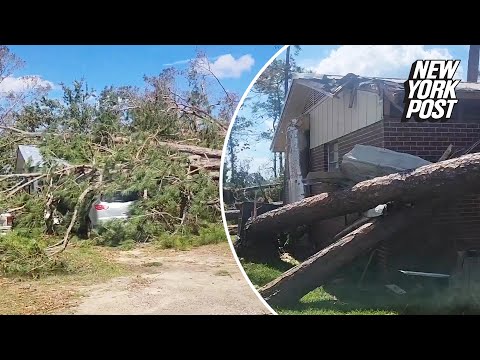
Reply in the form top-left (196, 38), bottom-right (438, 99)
top-left (308, 90), bottom-right (383, 148)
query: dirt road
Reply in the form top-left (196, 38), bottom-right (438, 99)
top-left (64, 243), bottom-right (270, 315)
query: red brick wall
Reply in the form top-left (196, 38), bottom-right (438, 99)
top-left (432, 194), bottom-right (480, 250)
top-left (309, 121), bottom-right (385, 176)
top-left (309, 144), bottom-right (327, 172)
top-left (382, 115), bottom-right (480, 267)
top-left (337, 121), bottom-right (385, 162)
top-left (383, 116), bottom-right (480, 259)
top-left (307, 114), bottom-right (480, 267)
top-left (308, 122), bottom-right (384, 249)
top-left (383, 117), bottom-right (480, 162)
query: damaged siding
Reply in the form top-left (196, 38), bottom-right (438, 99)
top-left (308, 90), bottom-right (383, 149)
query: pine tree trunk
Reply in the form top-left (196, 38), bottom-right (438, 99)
top-left (259, 206), bottom-right (427, 306)
top-left (240, 153), bottom-right (480, 251)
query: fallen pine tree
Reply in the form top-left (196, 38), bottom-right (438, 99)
top-left (236, 152), bottom-right (480, 256)
top-left (0, 67), bottom-right (229, 261)
top-left (258, 205), bottom-right (429, 306)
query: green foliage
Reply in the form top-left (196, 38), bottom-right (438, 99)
top-left (242, 261), bottom-right (293, 288)
top-left (198, 223), bottom-right (227, 245)
top-left (6, 195), bottom-right (45, 230)
top-left (154, 223), bottom-right (226, 250)
top-left (224, 47), bottom-right (304, 186)
top-left (251, 55), bottom-right (304, 139)
top-left (0, 232), bottom-right (64, 277)
top-left (1, 47), bottom-right (230, 273)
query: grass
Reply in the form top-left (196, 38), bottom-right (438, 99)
top-left (275, 286), bottom-right (400, 315)
top-left (154, 223), bottom-right (226, 250)
top-left (49, 241), bottom-right (126, 283)
top-left (242, 260), bottom-right (294, 288)
top-left (0, 237), bottom-right (127, 315)
top-left (0, 231), bottom-right (125, 280)
top-left (277, 287), bottom-right (398, 315)
top-left (92, 219), bottom-right (227, 251)
top-left (0, 223), bottom-right (228, 314)
top-left (242, 256), bottom-right (480, 315)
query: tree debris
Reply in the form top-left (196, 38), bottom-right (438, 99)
top-left (259, 206), bottom-right (429, 306)
top-left (240, 152), bottom-right (480, 253)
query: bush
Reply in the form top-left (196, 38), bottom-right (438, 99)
top-left (198, 223), bottom-right (227, 246)
top-left (0, 232), bottom-right (65, 277)
top-left (92, 215), bottom-right (227, 251)
top-left (91, 219), bottom-right (135, 247)
top-left (154, 223), bottom-right (226, 250)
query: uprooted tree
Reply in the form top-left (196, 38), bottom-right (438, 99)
top-left (0, 48), bottom-right (234, 256)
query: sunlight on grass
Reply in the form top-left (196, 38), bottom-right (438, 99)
top-left (242, 262), bottom-right (290, 288)
top-left (0, 241), bottom-right (128, 314)
top-left (275, 287), bottom-right (399, 315)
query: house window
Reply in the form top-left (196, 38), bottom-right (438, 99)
top-left (328, 141), bottom-right (339, 171)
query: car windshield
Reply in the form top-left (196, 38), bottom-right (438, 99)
top-left (101, 192), bottom-right (138, 203)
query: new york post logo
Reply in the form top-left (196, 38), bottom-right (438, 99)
top-left (402, 60), bottom-right (461, 122)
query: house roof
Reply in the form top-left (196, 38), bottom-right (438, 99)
top-left (17, 145), bottom-right (45, 167)
top-left (271, 72), bottom-right (480, 152)
top-left (17, 145), bottom-right (69, 169)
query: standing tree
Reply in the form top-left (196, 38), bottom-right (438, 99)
top-left (225, 115), bottom-right (253, 184)
top-left (0, 46), bottom-right (52, 171)
top-left (250, 46), bottom-right (302, 178)
top-left (0, 46), bottom-right (52, 127)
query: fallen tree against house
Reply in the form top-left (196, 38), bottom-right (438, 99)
top-left (259, 206), bottom-right (429, 306)
top-left (237, 152), bottom-right (480, 255)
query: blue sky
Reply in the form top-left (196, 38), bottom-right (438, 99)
top-left (5, 45), bottom-right (279, 102)
top-left (235, 45), bottom-right (472, 177)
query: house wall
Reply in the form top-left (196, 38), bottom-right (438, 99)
top-left (308, 89), bottom-right (383, 149)
top-left (15, 151), bottom-right (40, 194)
top-left (383, 117), bottom-right (480, 162)
top-left (309, 121), bottom-right (385, 192)
top-left (307, 100), bottom-right (480, 268)
top-left (308, 121), bottom-right (385, 249)
top-left (384, 114), bottom-right (480, 259)
top-left (15, 153), bottom-right (25, 173)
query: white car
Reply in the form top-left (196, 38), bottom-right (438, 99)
top-left (87, 192), bottom-right (138, 234)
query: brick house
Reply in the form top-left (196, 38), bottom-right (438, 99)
top-left (272, 73), bottom-right (480, 274)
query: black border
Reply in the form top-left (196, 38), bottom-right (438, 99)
top-left (1, 8), bottom-right (478, 45)
top-left (0, 314), bottom-right (477, 354)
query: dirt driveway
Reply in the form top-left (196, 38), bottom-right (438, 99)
top-left (62, 243), bottom-right (270, 315)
